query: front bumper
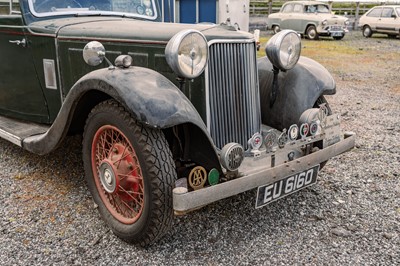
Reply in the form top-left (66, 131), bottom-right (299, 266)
top-left (318, 26), bottom-right (349, 36)
top-left (173, 132), bottom-right (355, 213)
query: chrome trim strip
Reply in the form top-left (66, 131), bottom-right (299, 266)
top-left (207, 38), bottom-right (256, 45)
top-left (0, 128), bottom-right (22, 146)
top-left (27, 0), bottom-right (159, 20)
top-left (56, 36), bottom-right (167, 45)
top-left (173, 134), bottom-right (356, 213)
top-left (54, 38), bottom-right (64, 102)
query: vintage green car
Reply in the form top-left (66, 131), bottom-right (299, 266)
top-left (267, 1), bottom-right (350, 40)
top-left (0, 0), bottom-right (355, 246)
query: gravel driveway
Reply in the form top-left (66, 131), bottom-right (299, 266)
top-left (0, 31), bottom-right (399, 265)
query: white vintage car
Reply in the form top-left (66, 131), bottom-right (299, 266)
top-left (267, 1), bottom-right (350, 40)
top-left (359, 5), bottom-right (400, 38)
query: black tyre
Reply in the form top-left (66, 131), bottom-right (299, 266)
top-left (82, 100), bottom-right (176, 246)
top-left (306, 25), bottom-right (319, 40)
top-left (362, 25), bottom-right (372, 38)
top-left (272, 25), bottom-right (280, 34)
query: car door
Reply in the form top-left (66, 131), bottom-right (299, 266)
top-left (0, 4), bottom-right (48, 123)
top-left (290, 3), bottom-right (305, 32)
top-left (280, 3), bottom-right (294, 30)
top-left (366, 7), bottom-right (383, 30)
top-left (378, 7), bottom-right (397, 34)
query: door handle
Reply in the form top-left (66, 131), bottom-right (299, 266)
top-left (9, 38), bottom-right (26, 47)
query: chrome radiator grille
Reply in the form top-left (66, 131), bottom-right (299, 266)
top-left (206, 41), bottom-right (261, 150)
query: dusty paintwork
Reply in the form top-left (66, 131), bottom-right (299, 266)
top-left (0, 0), bottom-right (355, 246)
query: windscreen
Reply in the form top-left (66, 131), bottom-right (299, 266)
top-left (28, 0), bottom-right (158, 20)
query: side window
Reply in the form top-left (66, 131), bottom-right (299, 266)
top-left (396, 8), bottom-right (400, 17)
top-left (282, 4), bottom-right (294, 13)
top-left (367, 7), bottom-right (382, 18)
top-left (293, 4), bottom-right (303, 13)
top-left (317, 5), bottom-right (330, 13)
top-left (305, 5), bottom-right (317, 13)
top-left (381, 8), bottom-right (393, 18)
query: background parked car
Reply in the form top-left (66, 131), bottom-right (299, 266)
top-left (359, 5), bottom-right (400, 38)
top-left (267, 1), bottom-right (350, 40)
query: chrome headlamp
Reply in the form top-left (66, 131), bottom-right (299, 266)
top-left (265, 30), bottom-right (301, 71)
top-left (165, 29), bottom-right (208, 79)
top-left (345, 20), bottom-right (350, 26)
top-left (322, 20), bottom-right (328, 26)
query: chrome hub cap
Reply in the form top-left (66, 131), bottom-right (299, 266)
top-left (99, 160), bottom-right (119, 194)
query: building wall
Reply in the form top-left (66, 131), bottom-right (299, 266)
top-left (158, 0), bottom-right (250, 32)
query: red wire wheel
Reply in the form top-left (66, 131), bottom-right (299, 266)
top-left (91, 125), bottom-right (144, 224)
top-left (83, 100), bottom-right (176, 246)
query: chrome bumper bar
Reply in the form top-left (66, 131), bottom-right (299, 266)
top-left (173, 133), bottom-right (356, 213)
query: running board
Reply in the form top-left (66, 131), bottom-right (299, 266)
top-left (0, 115), bottom-right (49, 146)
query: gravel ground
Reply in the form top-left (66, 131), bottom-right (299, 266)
top-left (1, 31), bottom-right (399, 265)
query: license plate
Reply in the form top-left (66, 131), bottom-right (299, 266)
top-left (255, 165), bottom-right (320, 208)
top-left (331, 31), bottom-right (343, 37)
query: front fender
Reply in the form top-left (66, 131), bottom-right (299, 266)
top-left (258, 56), bottom-right (336, 131)
top-left (23, 67), bottom-right (212, 154)
top-left (79, 67), bottom-right (208, 130)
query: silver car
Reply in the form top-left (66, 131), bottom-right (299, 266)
top-left (267, 1), bottom-right (349, 40)
top-left (359, 5), bottom-right (400, 38)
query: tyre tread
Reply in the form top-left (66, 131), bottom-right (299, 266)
top-left (83, 100), bottom-right (176, 247)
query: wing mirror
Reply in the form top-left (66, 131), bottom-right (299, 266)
top-left (83, 41), bottom-right (106, 66)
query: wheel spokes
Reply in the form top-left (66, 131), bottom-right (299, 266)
top-left (93, 125), bottom-right (145, 224)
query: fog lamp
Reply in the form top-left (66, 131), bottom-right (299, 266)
top-left (220, 143), bottom-right (244, 171)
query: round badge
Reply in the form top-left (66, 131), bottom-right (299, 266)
top-left (299, 123), bottom-right (309, 138)
top-left (249, 132), bottom-right (263, 150)
top-left (208, 168), bottom-right (219, 186)
top-left (310, 121), bottom-right (319, 136)
top-left (318, 105), bottom-right (328, 126)
top-left (278, 131), bottom-right (288, 148)
top-left (264, 130), bottom-right (277, 150)
top-left (288, 124), bottom-right (299, 141)
top-left (188, 166), bottom-right (207, 190)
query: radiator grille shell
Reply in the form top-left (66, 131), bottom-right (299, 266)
top-left (206, 40), bottom-right (261, 150)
